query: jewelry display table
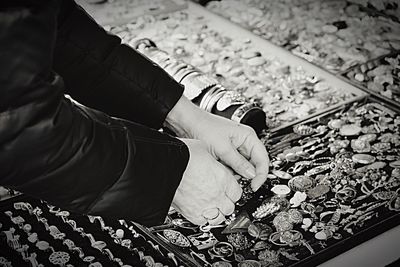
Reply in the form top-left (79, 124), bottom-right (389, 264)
top-left (1, 1), bottom-right (399, 266)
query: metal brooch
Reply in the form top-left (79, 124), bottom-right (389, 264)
top-left (162, 229), bottom-right (191, 248)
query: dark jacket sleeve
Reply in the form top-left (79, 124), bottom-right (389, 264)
top-left (53, 0), bottom-right (184, 129)
top-left (0, 0), bottom-right (189, 226)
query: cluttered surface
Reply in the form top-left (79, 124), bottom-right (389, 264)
top-left (1, 1), bottom-right (400, 266)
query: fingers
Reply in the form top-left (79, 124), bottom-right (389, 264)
top-left (238, 129), bottom-right (270, 191)
top-left (248, 141), bottom-right (270, 191)
top-left (186, 214), bottom-right (207, 226)
top-left (216, 163), bottom-right (243, 203)
top-left (174, 205), bottom-right (208, 226)
top-left (218, 197), bottom-right (235, 216)
top-left (208, 210), bottom-right (226, 225)
top-left (209, 196), bottom-right (235, 225)
top-left (219, 145), bottom-right (256, 179)
top-left (202, 207), bottom-right (220, 220)
top-left (225, 177), bottom-right (243, 202)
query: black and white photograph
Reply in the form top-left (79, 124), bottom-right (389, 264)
top-left (1, 0), bottom-right (400, 266)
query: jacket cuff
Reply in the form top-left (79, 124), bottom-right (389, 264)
top-left (87, 118), bottom-right (189, 226)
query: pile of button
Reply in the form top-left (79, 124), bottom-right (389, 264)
top-left (343, 51), bottom-right (400, 103)
top-left (108, 10), bottom-right (358, 129)
top-left (205, 0), bottom-right (400, 73)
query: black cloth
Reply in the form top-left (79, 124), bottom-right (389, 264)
top-left (0, 0), bottom-right (189, 226)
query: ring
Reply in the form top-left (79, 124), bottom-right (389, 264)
top-left (202, 208), bottom-right (220, 221)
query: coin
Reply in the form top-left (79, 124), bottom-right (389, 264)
top-left (340, 124), bottom-right (362, 136)
top-left (328, 119), bottom-right (344, 129)
top-left (271, 184), bottom-right (291, 196)
top-left (288, 176), bottom-right (315, 191)
top-left (352, 154), bottom-right (376, 164)
top-left (247, 56), bottom-right (266, 66)
top-left (390, 160), bottom-right (400, 168)
top-left (272, 170), bottom-right (292, 180)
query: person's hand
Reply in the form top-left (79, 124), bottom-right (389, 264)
top-left (165, 96), bottom-right (269, 191)
top-left (172, 139), bottom-right (242, 225)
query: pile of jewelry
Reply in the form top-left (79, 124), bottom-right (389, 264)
top-left (205, 0), bottom-right (400, 73)
top-left (348, 0), bottom-right (400, 22)
top-left (0, 196), bottom-right (182, 267)
top-left (134, 38), bottom-right (266, 132)
top-left (343, 52), bottom-right (400, 103)
top-left (108, 10), bottom-right (357, 129)
top-left (145, 100), bottom-right (400, 267)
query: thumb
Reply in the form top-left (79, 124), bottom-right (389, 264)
top-left (219, 146), bottom-right (256, 179)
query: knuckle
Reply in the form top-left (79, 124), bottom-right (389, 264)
top-left (220, 199), bottom-right (235, 215)
top-left (187, 215), bottom-right (206, 226)
top-left (195, 217), bottom-right (207, 226)
top-left (243, 125), bottom-right (256, 135)
top-left (220, 146), bottom-right (233, 157)
top-left (237, 159), bottom-right (251, 170)
top-left (210, 215), bottom-right (225, 226)
top-left (225, 203), bottom-right (235, 215)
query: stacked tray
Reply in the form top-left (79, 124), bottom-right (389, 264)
top-left (142, 96), bottom-right (400, 267)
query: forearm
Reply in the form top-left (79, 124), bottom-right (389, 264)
top-left (54, 0), bottom-right (185, 129)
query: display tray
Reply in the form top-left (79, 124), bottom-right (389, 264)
top-left (340, 50), bottom-right (400, 109)
top-left (204, 0), bottom-right (400, 74)
top-left (107, 2), bottom-right (366, 131)
top-left (139, 96), bottom-right (400, 267)
top-left (0, 195), bottom-right (186, 267)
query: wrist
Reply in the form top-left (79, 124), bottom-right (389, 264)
top-left (164, 95), bottom-right (204, 138)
